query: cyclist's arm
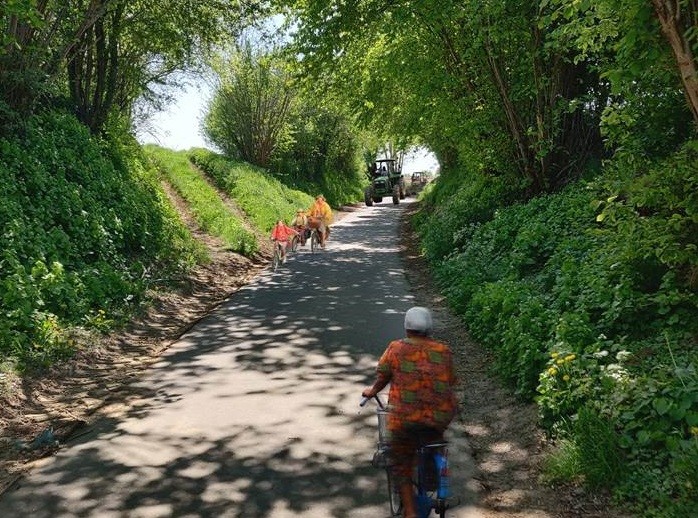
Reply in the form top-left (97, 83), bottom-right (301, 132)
top-left (362, 377), bottom-right (389, 399)
top-left (363, 350), bottom-right (393, 398)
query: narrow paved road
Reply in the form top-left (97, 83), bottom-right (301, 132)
top-left (1, 201), bottom-right (477, 517)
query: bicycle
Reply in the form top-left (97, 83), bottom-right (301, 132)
top-left (309, 226), bottom-right (321, 253)
top-left (307, 216), bottom-right (326, 253)
top-left (290, 226), bottom-right (308, 252)
top-left (271, 240), bottom-right (285, 270)
top-left (360, 395), bottom-right (456, 518)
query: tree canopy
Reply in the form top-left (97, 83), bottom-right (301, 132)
top-left (1, 0), bottom-right (253, 134)
top-left (283, 0), bottom-right (697, 192)
top-left (205, 43), bottom-right (294, 167)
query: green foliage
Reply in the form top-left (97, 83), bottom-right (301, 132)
top-left (269, 100), bottom-right (365, 207)
top-left (416, 168), bottom-right (525, 263)
top-left (1, 0), bottom-right (248, 133)
top-left (145, 146), bottom-right (257, 255)
top-left (203, 42), bottom-right (365, 208)
top-left (290, 0), bottom-right (607, 192)
top-left (0, 111), bottom-right (198, 370)
top-left (417, 139), bottom-right (698, 515)
top-left (573, 407), bottom-right (625, 488)
top-left (188, 148), bottom-right (314, 232)
top-left (543, 407), bottom-right (625, 488)
top-left (544, 0), bottom-right (695, 156)
top-left (204, 43), bottom-right (293, 167)
top-left (540, 437), bottom-right (582, 485)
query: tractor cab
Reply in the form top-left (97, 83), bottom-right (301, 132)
top-left (371, 159), bottom-right (399, 177)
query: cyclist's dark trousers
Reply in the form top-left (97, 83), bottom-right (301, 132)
top-left (389, 424), bottom-right (443, 482)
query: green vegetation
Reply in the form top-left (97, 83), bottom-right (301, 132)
top-left (145, 146), bottom-right (257, 255)
top-left (2, 0), bottom-right (697, 515)
top-left (0, 112), bottom-right (199, 371)
top-left (416, 144), bottom-right (698, 515)
top-left (202, 43), bottom-right (365, 208)
top-left (1, 1), bottom-right (245, 136)
top-left (188, 148), bottom-right (314, 233)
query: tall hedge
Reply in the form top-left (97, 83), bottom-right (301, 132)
top-left (0, 112), bottom-right (197, 370)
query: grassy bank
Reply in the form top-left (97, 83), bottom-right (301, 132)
top-left (0, 113), bottom-right (200, 373)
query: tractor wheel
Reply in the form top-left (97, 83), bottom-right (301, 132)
top-left (392, 185), bottom-right (400, 204)
top-left (364, 186), bottom-right (374, 207)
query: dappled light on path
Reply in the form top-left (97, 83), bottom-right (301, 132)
top-left (0, 201), bottom-right (563, 517)
top-left (0, 204), bottom-right (419, 517)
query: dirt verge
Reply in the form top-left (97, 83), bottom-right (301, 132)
top-left (398, 202), bottom-right (620, 517)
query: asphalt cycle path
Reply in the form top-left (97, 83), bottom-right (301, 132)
top-left (0, 200), bottom-right (478, 517)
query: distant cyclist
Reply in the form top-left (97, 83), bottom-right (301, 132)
top-left (291, 209), bottom-right (309, 244)
top-left (308, 195), bottom-right (333, 247)
top-left (270, 220), bottom-right (298, 263)
top-left (362, 307), bottom-right (458, 518)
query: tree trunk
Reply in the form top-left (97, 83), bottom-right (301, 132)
top-left (652, 0), bottom-right (698, 126)
top-left (483, 37), bottom-right (544, 192)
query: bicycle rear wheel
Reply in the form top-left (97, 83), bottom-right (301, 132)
top-left (272, 246), bottom-right (281, 270)
top-left (418, 445), bottom-right (451, 518)
top-left (290, 235), bottom-right (299, 252)
top-left (310, 230), bottom-right (319, 253)
top-left (385, 468), bottom-right (402, 516)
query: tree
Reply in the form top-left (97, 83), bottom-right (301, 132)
top-left (651, 0), bottom-right (698, 125)
top-left (204, 44), bottom-right (294, 168)
top-left (545, 0), bottom-right (696, 155)
top-left (285, 0), bottom-right (605, 193)
top-left (1, 0), bottom-right (250, 134)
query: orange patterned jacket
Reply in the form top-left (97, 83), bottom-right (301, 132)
top-left (376, 336), bottom-right (458, 432)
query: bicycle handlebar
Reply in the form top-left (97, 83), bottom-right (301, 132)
top-left (359, 395), bottom-right (386, 409)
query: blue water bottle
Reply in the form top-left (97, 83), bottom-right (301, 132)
top-left (434, 452), bottom-right (451, 499)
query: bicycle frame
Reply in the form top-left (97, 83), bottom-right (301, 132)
top-left (292, 225), bottom-right (309, 246)
top-left (271, 240), bottom-right (285, 270)
top-left (310, 227), bottom-right (321, 253)
top-left (360, 396), bottom-right (455, 518)
top-left (307, 216), bottom-right (326, 253)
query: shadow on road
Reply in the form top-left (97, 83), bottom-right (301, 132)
top-left (2, 204), bottom-right (422, 517)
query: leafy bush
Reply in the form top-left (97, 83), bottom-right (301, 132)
top-left (269, 103), bottom-right (365, 207)
top-left (416, 140), bottom-right (698, 516)
top-left (0, 111), bottom-right (198, 370)
top-left (417, 168), bottom-right (524, 263)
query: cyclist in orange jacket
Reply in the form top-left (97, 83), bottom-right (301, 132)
top-left (362, 307), bottom-right (458, 518)
top-left (308, 195), bottom-right (333, 247)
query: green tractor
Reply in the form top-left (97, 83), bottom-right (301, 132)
top-left (364, 158), bottom-right (406, 206)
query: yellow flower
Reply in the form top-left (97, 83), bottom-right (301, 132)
top-left (691, 426), bottom-right (698, 437)
top-left (565, 354), bottom-right (576, 362)
top-left (551, 352), bottom-right (559, 358)
top-left (556, 359), bottom-right (564, 366)
top-left (548, 367), bottom-right (558, 376)
top-left (563, 374), bottom-right (570, 382)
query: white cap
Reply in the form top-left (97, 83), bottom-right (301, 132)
top-left (404, 307), bottom-right (433, 335)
